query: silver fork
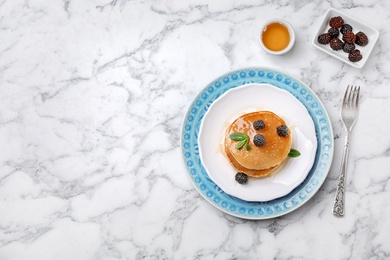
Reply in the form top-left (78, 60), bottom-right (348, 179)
top-left (332, 85), bottom-right (360, 217)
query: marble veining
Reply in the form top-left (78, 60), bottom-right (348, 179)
top-left (1, 0), bottom-right (390, 259)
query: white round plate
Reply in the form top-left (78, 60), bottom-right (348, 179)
top-left (198, 83), bottom-right (317, 201)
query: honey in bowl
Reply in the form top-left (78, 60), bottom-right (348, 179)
top-left (262, 22), bottom-right (290, 52)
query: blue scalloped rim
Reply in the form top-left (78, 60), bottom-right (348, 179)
top-left (181, 67), bottom-right (334, 219)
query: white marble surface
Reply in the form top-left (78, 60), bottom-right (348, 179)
top-left (1, 0), bottom-right (389, 259)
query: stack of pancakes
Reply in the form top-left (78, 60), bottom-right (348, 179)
top-left (224, 111), bottom-right (292, 177)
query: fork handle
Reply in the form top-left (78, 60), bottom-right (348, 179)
top-left (332, 130), bottom-right (351, 217)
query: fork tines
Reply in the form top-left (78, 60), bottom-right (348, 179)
top-left (343, 85), bottom-right (360, 109)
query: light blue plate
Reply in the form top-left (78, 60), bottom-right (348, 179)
top-left (181, 67), bottom-right (334, 219)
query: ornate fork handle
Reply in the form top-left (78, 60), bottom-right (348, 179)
top-left (332, 130), bottom-right (351, 217)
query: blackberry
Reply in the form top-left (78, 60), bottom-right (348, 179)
top-left (328, 27), bottom-right (339, 38)
top-left (318, 33), bottom-right (331, 45)
top-left (276, 125), bottom-right (289, 137)
top-left (355, 31), bottom-right (368, 46)
top-left (235, 172), bottom-right (248, 184)
top-left (348, 49), bottom-right (362, 62)
top-left (329, 16), bottom-right (344, 28)
top-left (340, 24), bottom-right (353, 34)
top-left (253, 134), bottom-right (266, 147)
top-left (330, 38), bottom-right (344, 51)
top-left (253, 120), bottom-right (265, 130)
top-left (342, 42), bottom-right (355, 53)
top-left (342, 31), bottom-right (356, 44)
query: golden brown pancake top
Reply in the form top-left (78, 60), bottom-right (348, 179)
top-left (225, 111), bottom-right (292, 171)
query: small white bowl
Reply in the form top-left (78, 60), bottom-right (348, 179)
top-left (312, 8), bottom-right (379, 69)
top-left (259, 19), bottom-right (295, 55)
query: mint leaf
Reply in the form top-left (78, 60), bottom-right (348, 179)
top-left (288, 149), bottom-right (301, 158)
top-left (236, 139), bottom-right (246, 149)
top-left (229, 133), bottom-right (246, 141)
top-left (230, 133), bottom-right (251, 151)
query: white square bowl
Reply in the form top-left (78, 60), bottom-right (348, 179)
top-left (312, 8), bottom-right (379, 69)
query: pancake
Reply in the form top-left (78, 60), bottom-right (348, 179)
top-left (224, 111), bottom-right (292, 177)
